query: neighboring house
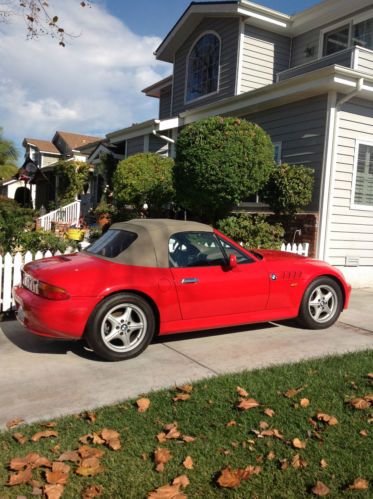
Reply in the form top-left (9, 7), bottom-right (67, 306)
top-left (100, 0), bottom-right (373, 287)
top-left (22, 131), bottom-right (102, 209)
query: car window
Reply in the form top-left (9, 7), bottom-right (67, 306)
top-left (218, 237), bottom-right (255, 264)
top-left (87, 230), bottom-right (137, 258)
top-left (169, 232), bottom-right (226, 268)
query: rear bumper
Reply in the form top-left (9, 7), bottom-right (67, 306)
top-left (13, 285), bottom-right (96, 339)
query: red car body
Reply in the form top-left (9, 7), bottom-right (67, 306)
top-left (13, 219), bottom-right (351, 360)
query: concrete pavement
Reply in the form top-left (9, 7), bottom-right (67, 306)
top-left (0, 288), bottom-right (372, 429)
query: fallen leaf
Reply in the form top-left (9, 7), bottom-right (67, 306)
top-left (137, 398), bottom-right (151, 413)
top-left (348, 478), bottom-right (369, 490)
top-left (300, 398), bottom-right (310, 408)
top-left (7, 467), bottom-right (32, 486)
top-left (166, 427), bottom-right (181, 440)
top-left (291, 454), bottom-right (308, 469)
top-left (312, 481), bottom-right (330, 496)
top-left (147, 483), bottom-right (186, 498)
top-left (238, 465), bottom-right (261, 480)
top-left (164, 422), bottom-right (177, 431)
top-left (320, 459), bottom-right (328, 468)
top-left (157, 432), bottom-right (167, 443)
top-left (172, 475), bottom-right (190, 488)
top-left (43, 421), bottom-right (58, 428)
top-left (100, 428), bottom-right (121, 451)
top-left (85, 412), bottom-right (97, 423)
top-left (9, 453), bottom-right (50, 470)
top-left (367, 373), bottom-right (373, 379)
top-left (6, 418), bottom-right (24, 429)
top-left (44, 484), bottom-right (64, 499)
top-left (31, 430), bottom-right (58, 442)
top-left (349, 398), bottom-right (370, 410)
top-left (364, 393), bottom-right (373, 402)
top-left (263, 408), bottom-right (275, 417)
top-left (13, 432), bottom-right (27, 445)
top-left (173, 393), bottom-right (190, 402)
top-left (183, 456), bottom-right (193, 469)
top-left (260, 429), bottom-right (284, 440)
top-left (236, 386), bottom-right (249, 397)
top-left (82, 484), bottom-right (103, 498)
top-left (284, 386), bottom-right (307, 398)
top-left (45, 470), bottom-right (69, 485)
top-left (182, 435), bottom-right (195, 443)
top-left (57, 451), bottom-right (80, 463)
top-left (177, 384), bottom-right (193, 393)
top-left (267, 451), bottom-right (276, 461)
top-left (359, 429), bottom-right (368, 437)
top-left (259, 421), bottom-right (269, 430)
top-left (154, 448), bottom-right (172, 472)
top-left (292, 438), bottom-right (306, 449)
top-left (217, 467), bottom-right (241, 488)
top-left (79, 434), bottom-right (92, 444)
top-left (92, 432), bottom-right (105, 445)
top-left (75, 458), bottom-right (104, 477)
top-left (52, 462), bottom-right (70, 474)
top-left (226, 420), bottom-right (237, 427)
top-left (237, 398), bottom-right (260, 410)
top-left (279, 459), bottom-right (288, 470)
top-left (316, 413), bottom-right (338, 426)
top-left (51, 444), bottom-right (61, 455)
top-left (78, 446), bottom-right (105, 460)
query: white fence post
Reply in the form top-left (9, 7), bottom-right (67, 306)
top-left (281, 242), bottom-right (309, 257)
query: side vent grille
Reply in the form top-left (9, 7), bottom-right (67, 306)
top-left (282, 271), bottom-right (302, 280)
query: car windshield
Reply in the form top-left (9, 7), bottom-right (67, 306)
top-left (86, 229), bottom-right (137, 258)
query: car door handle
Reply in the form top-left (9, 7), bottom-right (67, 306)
top-left (181, 278), bottom-right (199, 284)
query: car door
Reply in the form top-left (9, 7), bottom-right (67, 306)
top-left (169, 231), bottom-right (269, 320)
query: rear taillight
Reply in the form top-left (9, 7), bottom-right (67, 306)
top-left (38, 282), bottom-right (70, 301)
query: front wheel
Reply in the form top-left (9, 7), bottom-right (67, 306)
top-left (85, 293), bottom-right (155, 361)
top-left (297, 277), bottom-right (343, 329)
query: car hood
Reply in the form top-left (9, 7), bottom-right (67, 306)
top-left (254, 249), bottom-right (307, 262)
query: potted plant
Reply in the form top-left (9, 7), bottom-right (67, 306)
top-left (94, 196), bottom-right (117, 227)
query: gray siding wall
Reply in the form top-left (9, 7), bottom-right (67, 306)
top-left (126, 136), bottom-right (144, 157)
top-left (149, 135), bottom-right (169, 156)
top-left (159, 86), bottom-right (172, 119)
top-left (328, 98), bottom-right (373, 266)
top-left (243, 95), bottom-right (328, 211)
top-left (241, 25), bottom-right (290, 92)
top-left (172, 17), bottom-right (240, 116)
top-left (357, 48), bottom-right (373, 77)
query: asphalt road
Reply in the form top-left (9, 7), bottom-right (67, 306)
top-left (0, 288), bottom-right (372, 429)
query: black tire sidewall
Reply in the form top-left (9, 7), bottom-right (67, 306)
top-left (86, 293), bottom-right (155, 361)
top-left (298, 277), bottom-right (343, 329)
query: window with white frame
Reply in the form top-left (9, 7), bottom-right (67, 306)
top-left (353, 142), bottom-right (373, 209)
top-left (322, 14), bottom-right (373, 56)
top-left (186, 33), bottom-right (220, 103)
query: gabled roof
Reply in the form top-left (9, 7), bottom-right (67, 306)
top-left (142, 75), bottom-right (173, 98)
top-left (54, 131), bottom-right (103, 151)
top-left (23, 138), bottom-right (61, 155)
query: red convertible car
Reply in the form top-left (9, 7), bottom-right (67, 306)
top-left (13, 219), bottom-right (351, 361)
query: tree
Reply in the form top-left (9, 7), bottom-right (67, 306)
top-left (0, 127), bottom-right (18, 180)
top-left (55, 160), bottom-right (90, 205)
top-left (113, 153), bottom-right (174, 216)
top-left (263, 163), bottom-right (314, 215)
top-left (174, 116), bottom-right (275, 223)
top-left (0, 1), bottom-right (92, 46)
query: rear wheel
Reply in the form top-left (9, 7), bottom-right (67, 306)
top-left (297, 277), bottom-right (343, 329)
top-left (86, 293), bottom-right (155, 361)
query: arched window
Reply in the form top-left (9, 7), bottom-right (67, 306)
top-left (186, 33), bottom-right (220, 102)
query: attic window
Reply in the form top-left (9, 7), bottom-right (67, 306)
top-left (186, 33), bottom-right (220, 103)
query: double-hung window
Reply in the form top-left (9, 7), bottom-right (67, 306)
top-left (352, 142), bottom-right (373, 210)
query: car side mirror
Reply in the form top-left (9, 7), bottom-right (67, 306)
top-left (229, 254), bottom-right (238, 269)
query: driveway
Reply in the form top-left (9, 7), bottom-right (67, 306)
top-left (1, 288), bottom-right (372, 429)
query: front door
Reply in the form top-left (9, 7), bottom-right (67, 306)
top-left (169, 231), bottom-right (269, 320)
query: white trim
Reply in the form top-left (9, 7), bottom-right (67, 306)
top-left (170, 55), bottom-right (175, 117)
top-left (235, 19), bottom-right (245, 95)
top-left (158, 117), bottom-right (181, 131)
top-left (237, 6), bottom-right (287, 28)
top-left (317, 91), bottom-right (337, 260)
top-left (184, 30), bottom-right (221, 105)
top-left (350, 139), bottom-right (373, 212)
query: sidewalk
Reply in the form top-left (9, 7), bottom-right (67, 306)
top-left (0, 288), bottom-right (372, 429)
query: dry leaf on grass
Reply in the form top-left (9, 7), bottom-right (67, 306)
top-left (154, 448), bottom-right (172, 472)
top-left (316, 413), bottom-right (338, 426)
top-left (31, 430), bottom-right (58, 442)
top-left (45, 469), bottom-right (69, 485)
top-left (267, 451), bottom-right (275, 461)
top-left (236, 386), bottom-right (249, 397)
top-left (291, 454), bottom-right (308, 469)
top-left (263, 408), bottom-right (275, 417)
top-left (43, 421), bottom-right (58, 428)
top-left (311, 481), bottom-right (330, 496)
top-left (260, 429), bottom-right (284, 440)
top-left (6, 418), bottom-right (24, 429)
top-left (57, 451), bottom-right (80, 463)
top-left (177, 384), bottom-right (193, 393)
top-left (78, 446), bottom-right (105, 460)
top-left (359, 429), bottom-right (368, 437)
top-left (7, 467), bottom-right (32, 486)
top-left (44, 483), bottom-right (64, 499)
top-left (100, 428), bottom-right (121, 451)
top-left (237, 398), bottom-right (260, 410)
top-left (226, 420), bottom-right (237, 427)
top-left (13, 432), bottom-right (27, 445)
top-left (348, 478), bottom-right (369, 490)
top-left (9, 453), bottom-right (51, 471)
top-left (137, 398), bottom-right (151, 413)
top-left (259, 421), bottom-right (269, 430)
top-left (182, 435), bottom-right (195, 443)
top-left (300, 398), bottom-right (310, 408)
top-left (148, 483), bottom-right (186, 498)
top-left (217, 465), bottom-right (261, 488)
top-left (183, 456), bottom-right (193, 469)
top-left (173, 475), bottom-right (190, 488)
top-left (82, 484), bottom-right (103, 498)
top-left (75, 457), bottom-right (104, 477)
top-left (292, 438), bottom-right (306, 449)
top-left (349, 398), bottom-right (370, 410)
top-left (367, 373), bottom-right (373, 379)
top-left (52, 462), bottom-right (70, 473)
top-left (320, 459), bottom-right (328, 468)
top-left (157, 432), bottom-right (167, 443)
top-left (173, 393), bottom-right (190, 402)
top-left (284, 386), bottom-right (307, 398)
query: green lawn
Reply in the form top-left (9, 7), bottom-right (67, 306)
top-left (0, 350), bottom-right (372, 498)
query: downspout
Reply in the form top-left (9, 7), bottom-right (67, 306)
top-left (319, 77), bottom-right (364, 261)
top-left (152, 130), bottom-right (175, 145)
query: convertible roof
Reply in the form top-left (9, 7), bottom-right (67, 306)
top-left (110, 219), bottom-right (213, 268)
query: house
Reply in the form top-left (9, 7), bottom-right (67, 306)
top-left (99, 0), bottom-right (373, 288)
top-left (22, 131), bottom-right (102, 209)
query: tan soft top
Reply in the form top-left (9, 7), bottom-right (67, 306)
top-left (108, 219), bottom-right (213, 268)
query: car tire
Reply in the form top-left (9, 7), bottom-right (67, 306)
top-left (297, 277), bottom-right (343, 330)
top-left (85, 293), bottom-right (155, 361)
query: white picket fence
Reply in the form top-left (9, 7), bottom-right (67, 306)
top-left (38, 200), bottom-right (81, 231)
top-left (281, 242), bottom-right (309, 257)
top-left (0, 249), bottom-right (75, 313)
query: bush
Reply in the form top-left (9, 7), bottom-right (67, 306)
top-left (0, 197), bottom-right (35, 253)
top-left (113, 153), bottom-right (174, 216)
top-left (217, 213), bottom-right (284, 249)
top-left (263, 163), bottom-right (314, 215)
top-left (174, 116), bottom-right (275, 223)
top-left (55, 160), bottom-right (90, 205)
top-left (16, 231), bottom-right (78, 254)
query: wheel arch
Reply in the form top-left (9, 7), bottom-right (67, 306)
top-left (301, 273), bottom-right (347, 313)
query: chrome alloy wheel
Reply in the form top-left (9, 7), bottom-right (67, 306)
top-left (308, 284), bottom-right (338, 324)
top-left (101, 303), bottom-right (147, 353)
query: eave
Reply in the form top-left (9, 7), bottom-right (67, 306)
top-left (142, 75), bottom-right (173, 98)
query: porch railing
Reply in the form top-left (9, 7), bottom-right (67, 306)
top-left (37, 200), bottom-right (81, 231)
